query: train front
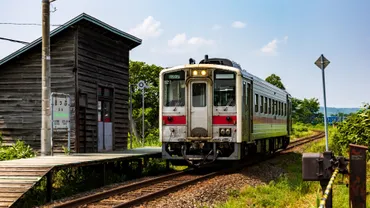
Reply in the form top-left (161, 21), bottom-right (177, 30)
top-left (159, 58), bottom-right (242, 166)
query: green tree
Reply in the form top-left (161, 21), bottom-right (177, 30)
top-left (265, 74), bottom-right (286, 90)
top-left (129, 60), bottom-right (162, 140)
top-left (292, 97), bottom-right (322, 124)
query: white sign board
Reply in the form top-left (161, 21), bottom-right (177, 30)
top-left (52, 95), bottom-right (70, 129)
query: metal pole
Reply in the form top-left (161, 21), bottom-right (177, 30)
top-left (50, 93), bottom-right (53, 156)
top-left (321, 55), bottom-right (329, 151)
top-left (129, 85), bottom-right (133, 149)
top-left (41, 0), bottom-right (52, 156)
top-left (142, 87), bottom-right (145, 145)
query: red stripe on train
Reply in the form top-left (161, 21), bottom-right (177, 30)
top-left (213, 116), bottom-right (237, 125)
top-left (162, 116), bottom-right (186, 125)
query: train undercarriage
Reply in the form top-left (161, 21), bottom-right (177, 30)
top-left (162, 136), bottom-right (290, 167)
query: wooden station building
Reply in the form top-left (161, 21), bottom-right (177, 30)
top-left (0, 13), bottom-right (142, 153)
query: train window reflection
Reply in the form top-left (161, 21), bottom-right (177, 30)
top-left (192, 83), bottom-right (207, 107)
top-left (214, 71), bottom-right (236, 107)
top-left (164, 71), bottom-right (185, 107)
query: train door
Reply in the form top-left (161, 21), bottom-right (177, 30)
top-left (189, 80), bottom-right (210, 137)
top-left (242, 81), bottom-right (252, 141)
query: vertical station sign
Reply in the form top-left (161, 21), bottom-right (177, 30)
top-left (51, 93), bottom-right (71, 154)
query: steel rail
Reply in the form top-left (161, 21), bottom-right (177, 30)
top-left (50, 131), bottom-right (325, 208)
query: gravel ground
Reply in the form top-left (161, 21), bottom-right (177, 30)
top-left (134, 139), bottom-right (323, 208)
top-left (40, 137), bottom-right (323, 208)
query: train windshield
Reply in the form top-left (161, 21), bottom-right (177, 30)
top-left (163, 71), bottom-right (185, 106)
top-left (214, 70), bottom-right (236, 106)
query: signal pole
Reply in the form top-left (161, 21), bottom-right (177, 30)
top-left (41, 0), bottom-right (52, 156)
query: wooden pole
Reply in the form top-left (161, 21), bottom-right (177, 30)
top-left (41, 0), bottom-right (52, 156)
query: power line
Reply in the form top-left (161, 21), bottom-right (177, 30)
top-left (0, 37), bottom-right (29, 44)
top-left (0, 22), bottom-right (62, 26)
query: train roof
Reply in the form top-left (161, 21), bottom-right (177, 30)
top-left (162, 56), bottom-right (291, 97)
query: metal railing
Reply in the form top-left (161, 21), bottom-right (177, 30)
top-left (319, 168), bottom-right (339, 208)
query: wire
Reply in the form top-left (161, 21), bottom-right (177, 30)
top-left (0, 23), bottom-right (62, 26)
top-left (0, 37), bottom-right (29, 45)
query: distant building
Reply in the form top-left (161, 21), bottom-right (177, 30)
top-left (0, 13), bottom-right (142, 153)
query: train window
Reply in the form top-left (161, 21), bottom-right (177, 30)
top-left (272, 100), bottom-right (275, 115)
top-left (280, 102), bottom-right (282, 115)
top-left (278, 102), bottom-right (280, 115)
top-left (255, 94), bottom-right (258, 112)
top-left (164, 71), bottom-right (185, 107)
top-left (214, 70), bottom-right (236, 107)
top-left (284, 103), bottom-right (287, 116)
top-left (264, 97), bottom-right (268, 114)
top-left (192, 83), bottom-right (207, 107)
top-left (260, 96), bottom-right (263, 113)
top-left (268, 98), bottom-right (271, 114)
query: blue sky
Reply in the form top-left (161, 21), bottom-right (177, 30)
top-left (0, 0), bottom-right (369, 108)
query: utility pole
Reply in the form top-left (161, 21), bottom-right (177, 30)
top-left (41, 0), bottom-right (52, 156)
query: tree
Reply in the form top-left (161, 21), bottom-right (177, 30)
top-left (265, 74), bottom-right (286, 90)
top-left (292, 97), bottom-right (322, 124)
top-left (129, 60), bottom-right (163, 140)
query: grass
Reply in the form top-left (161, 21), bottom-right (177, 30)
top-left (215, 126), bottom-right (369, 208)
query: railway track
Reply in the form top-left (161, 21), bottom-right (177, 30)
top-left (49, 131), bottom-right (324, 208)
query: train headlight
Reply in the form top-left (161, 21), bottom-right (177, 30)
top-left (193, 70), bottom-right (198, 76)
top-left (220, 128), bottom-right (225, 136)
top-left (201, 70), bottom-right (207, 75)
top-left (225, 128), bottom-right (231, 136)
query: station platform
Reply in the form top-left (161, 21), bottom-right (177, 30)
top-left (0, 147), bottom-right (161, 208)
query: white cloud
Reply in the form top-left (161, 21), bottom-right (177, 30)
top-left (212, 24), bottom-right (222, 30)
top-left (261, 39), bottom-right (278, 54)
top-left (260, 36), bottom-right (289, 55)
top-left (129, 16), bottom-right (163, 38)
top-left (157, 33), bottom-right (216, 54)
top-left (231, 21), bottom-right (246, 29)
top-left (168, 33), bottom-right (214, 48)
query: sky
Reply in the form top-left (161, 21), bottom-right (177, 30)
top-left (0, 0), bottom-right (369, 108)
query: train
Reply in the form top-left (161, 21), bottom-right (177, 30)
top-left (159, 55), bottom-right (292, 166)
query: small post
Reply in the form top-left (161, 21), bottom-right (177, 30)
top-left (142, 87), bottom-right (145, 145)
top-left (129, 85), bottom-right (133, 149)
top-left (46, 171), bottom-right (53, 202)
top-left (349, 144), bottom-right (367, 208)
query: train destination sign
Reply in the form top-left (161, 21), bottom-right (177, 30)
top-left (52, 94), bottom-right (70, 130)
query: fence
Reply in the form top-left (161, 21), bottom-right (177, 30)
top-left (302, 144), bottom-right (367, 208)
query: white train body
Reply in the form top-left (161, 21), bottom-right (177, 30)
top-left (159, 56), bottom-right (292, 165)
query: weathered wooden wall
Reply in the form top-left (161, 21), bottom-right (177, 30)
top-left (76, 21), bottom-right (130, 152)
top-left (0, 29), bottom-right (76, 152)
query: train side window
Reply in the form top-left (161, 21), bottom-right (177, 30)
top-left (284, 103), bottom-right (287, 116)
top-left (255, 94), bottom-right (258, 112)
top-left (268, 98), bottom-right (271, 114)
top-left (264, 97), bottom-right (268, 114)
top-left (279, 102), bottom-right (281, 115)
top-left (260, 95), bottom-right (263, 113)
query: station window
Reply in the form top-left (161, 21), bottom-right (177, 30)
top-left (255, 94), bottom-right (258, 112)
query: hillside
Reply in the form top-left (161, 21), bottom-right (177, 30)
top-left (319, 107), bottom-right (360, 115)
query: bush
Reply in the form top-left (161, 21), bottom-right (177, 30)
top-left (0, 140), bottom-right (36, 161)
top-left (331, 104), bottom-right (370, 158)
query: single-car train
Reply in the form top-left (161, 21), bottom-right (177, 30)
top-left (159, 55), bottom-right (292, 166)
